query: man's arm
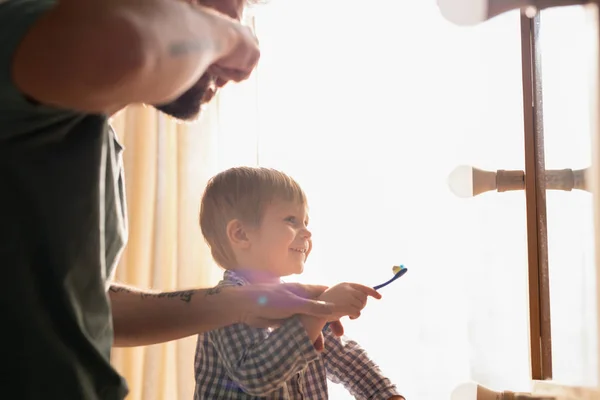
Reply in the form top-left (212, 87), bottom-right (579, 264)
top-left (322, 328), bottom-right (405, 400)
top-left (10, 0), bottom-right (258, 114)
top-left (109, 283), bottom-right (236, 347)
top-left (108, 282), bottom-right (340, 347)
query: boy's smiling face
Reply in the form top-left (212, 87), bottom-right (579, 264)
top-left (238, 199), bottom-right (312, 281)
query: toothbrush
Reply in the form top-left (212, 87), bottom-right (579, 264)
top-left (373, 265), bottom-right (408, 290)
top-left (322, 265), bottom-right (408, 332)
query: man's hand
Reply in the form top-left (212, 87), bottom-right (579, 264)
top-left (197, 0), bottom-right (245, 20)
top-left (174, 0), bottom-right (256, 100)
top-left (319, 283), bottom-right (382, 320)
top-left (202, 8), bottom-right (260, 84)
top-left (233, 283), bottom-right (342, 326)
top-left (295, 283), bottom-right (379, 351)
top-left (230, 283), bottom-right (350, 352)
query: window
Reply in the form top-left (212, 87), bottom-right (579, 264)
top-left (251, 1), bottom-right (532, 398)
top-left (209, 1), bottom-right (600, 397)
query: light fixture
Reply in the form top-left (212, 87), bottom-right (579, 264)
top-left (436, 0), bottom-right (489, 26)
top-left (451, 381), bottom-right (556, 400)
top-left (436, 0), bottom-right (588, 27)
top-left (447, 165), bottom-right (590, 198)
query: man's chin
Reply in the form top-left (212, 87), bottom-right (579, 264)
top-left (153, 75), bottom-right (216, 122)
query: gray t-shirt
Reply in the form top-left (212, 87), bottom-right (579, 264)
top-left (0, 0), bottom-right (129, 398)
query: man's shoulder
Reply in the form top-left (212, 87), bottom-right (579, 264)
top-left (0, 0), bottom-right (56, 97)
top-left (0, 0), bottom-right (73, 135)
top-left (0, 0), bottom-right (56, 21)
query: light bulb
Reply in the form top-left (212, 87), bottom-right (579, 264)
top-left (524, 5), bottom-right (537, 18)
top-left (451, 382), bottom-right (478, 400)
top-left (447, 165), bottom-right (474, 198)
top-left (437, 0), bottom-right (488, 26)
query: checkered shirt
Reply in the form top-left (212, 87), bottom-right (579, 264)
top-left (193, 271), bottom-right (402, 399)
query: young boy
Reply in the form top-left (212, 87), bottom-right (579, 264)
top-left (194, 166), bottom-right (405, 399)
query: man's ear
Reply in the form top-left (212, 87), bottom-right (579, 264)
top-left (226, 219), bottom-right (251, 249)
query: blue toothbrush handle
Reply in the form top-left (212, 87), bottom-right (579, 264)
top-left (322, 267), bottom-right (408, 332)
top-left (373, 267), bottom-right (408, 290)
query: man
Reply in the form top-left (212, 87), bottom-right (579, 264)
top-left (0, 0), bottom-right (374, 398)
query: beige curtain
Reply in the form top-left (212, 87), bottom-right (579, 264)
top-left (108, 101), bottom-right (223, 400)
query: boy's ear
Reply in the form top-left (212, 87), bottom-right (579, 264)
top-left (226, 219), bottom-right (251, 249)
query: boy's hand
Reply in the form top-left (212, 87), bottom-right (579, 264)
top-left (319, 283), bottom-right (382, 320)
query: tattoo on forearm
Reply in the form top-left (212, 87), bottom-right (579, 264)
top-left (206, 286), bottom-right (222, 296)
top-left (140, 290), bottom-right (195, 303)
top-left (109, 283), bottom-right (194, 303)
top-left (109, 285), bottom-right (134, 294)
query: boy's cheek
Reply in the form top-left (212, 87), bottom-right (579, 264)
top-left (306, 241), bottom-right (313, 260)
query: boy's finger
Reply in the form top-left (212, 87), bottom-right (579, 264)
top-left (349, 296), bottom-right (366, 310)
top-left (313, 334), bottom-right (325, 352)
top-left (329, 320), bottom-right (345, 336)
top-left (349, 311), bottom-right (361, 319)
top-left (216, 77), bottom-right (228, 87)
top-left (348, 283), bottom-right (382, 299)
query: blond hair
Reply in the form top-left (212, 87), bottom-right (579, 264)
top-left (200, 166), bottom-right (307, 268)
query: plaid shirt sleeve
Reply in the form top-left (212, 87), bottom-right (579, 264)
top-left (207, 315), bottom-right (321, 396)
top-left (322, 327), bottom-right (403, 400)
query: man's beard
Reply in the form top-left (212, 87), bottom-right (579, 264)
top-left (153, 73), bottom-right (218, 121)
